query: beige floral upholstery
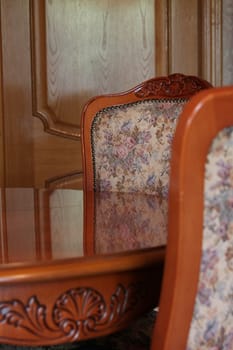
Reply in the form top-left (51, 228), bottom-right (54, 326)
top-left (94, 191), bottom-right (167, 254)
top-left (91, 99), bottom-right (187, 198)
top-left (187, 126), bottom-right (233, 349)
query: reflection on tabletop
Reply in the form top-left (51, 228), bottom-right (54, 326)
top-left (0, 188), bottom-right (167, 265)
top-left (95, 191), bottom-right (167, 254)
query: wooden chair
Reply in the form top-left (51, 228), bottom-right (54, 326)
top-left (80, 74), bottom-right (211, 299)
top-left (81, 73), bottom-right (211, 196)
top-left (152, 85), bottom-right (233, 349)
top-left (79, 74), bottom-right (212, 350)
top-left (78, 86), bottom-right (233, 350)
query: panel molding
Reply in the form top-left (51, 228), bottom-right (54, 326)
top-left (0, 3), bottom-right (5, 187)
top-left (30, 0), bottom-right (80, 140)
top-left (201, 0), bottom-right (222, 86)
top-left (156, 0), bottom-right (223, 86)
top-left (45, 170), bottom-right (83, 189)
top-left (155, 0), bottom-right (169, 75)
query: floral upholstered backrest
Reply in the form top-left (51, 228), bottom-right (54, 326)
top-left (186, 126), bottom-right (233, 349)
top-left (91, 99), bottom-right (187, 197)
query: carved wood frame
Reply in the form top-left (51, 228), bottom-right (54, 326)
top-left (0, 282), bottom-right (147, 343)
top-left (0, 249), bottom-right (164, 345)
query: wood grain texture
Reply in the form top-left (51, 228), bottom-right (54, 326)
top-left (156, 0), bottom-right (200, 76)
top-left (201, 0), bottom-right (223, 86)
top-left (155, 0), bottom-right (223, 86)
top-left (0, 0), bottom-right (83, 187)
top-left (0, 8), bottom-right (5, 188)
top-left (0, 189), bottom-right (8, 263)
top-left (169, 0), bottom-right (200, 75)
top-left (155, 0), bottom-right (169, 75)
top-left (222, 0), bottom-right (233, 85)
top-left (33, 117), bottom-right (82, 188)
top-left (31, 0), bottom-right (82, 139)
top-left (31, 0), bottom-right (155, 139)
top-left (0, 0), bottom-right (227, 189)
top-left (1, 0), bottom-right (34, 186)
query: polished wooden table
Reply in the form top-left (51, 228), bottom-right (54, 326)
top-left (0, 188), bottom-right (166, 346)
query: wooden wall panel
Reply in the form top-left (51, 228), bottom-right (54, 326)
top-left (156, 0), bottom-right (200, 76)
top-left (169, 0), bottom-right (200, 75)
top-left (201, 0), bottom-right (222, 86)
top-left (0, 0), bottom-right (34, 186)
top-left (0, 11), bottom-right (4, 187)
top-left (222, 0), bottom-right (233, 85)
top-left (33, 117), bottom-right (82, 188)
top-left (31, 0), bottom-right (156, 188)
top-left (155, 1), bottom-right (169, 75)
top-left (0, 0), bottom-right (225, 188)
top-left (31, 0), bottom-right (155, 138)
top-left (156, 0), bottom-right (223, 86)
top-left (31, 0), bottom-right (81, 139)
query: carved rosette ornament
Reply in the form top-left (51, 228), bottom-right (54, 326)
top-left (0, 283), bottom-right (143, 342)
top-left (135, 73), bottom-right (212, 98)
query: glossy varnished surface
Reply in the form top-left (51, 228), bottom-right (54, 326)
top-left (0, 73), bottom-right (210, 345)
top-left (0, 187), bottom-right (165, 345)
top-left (0, 188), bottom-right (167, 266)
top-left (94, 191), bottom-right (167, 254)
top-left (152, 87), bottom-right (233, 350)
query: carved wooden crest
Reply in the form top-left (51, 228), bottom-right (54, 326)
top-left (135, 73), bottom-right (212, 98)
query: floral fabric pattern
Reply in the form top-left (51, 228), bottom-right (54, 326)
top-left (91, 99), bottom-right (187, 197)
top-left (94, 191), bottom-right (167, 254)
top-left (187, 126), bottom-right (233, 349)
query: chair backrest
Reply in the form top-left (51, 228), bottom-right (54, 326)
top-left (151, 86), bottom-right (233, 350)
top-left (81, 74), bottom-right (212, 196)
